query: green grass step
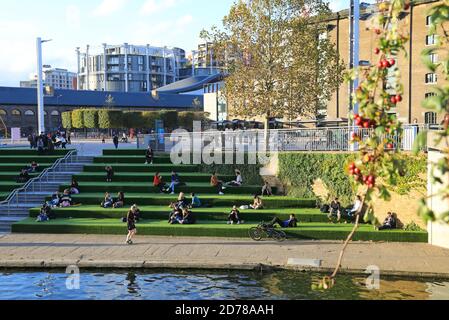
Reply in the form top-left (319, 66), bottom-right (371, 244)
top-left (0, 164), bottom-right (53, 172)
top-left (83, 164), bottom-right (199, 173)
top-left (12, 218), bottom-right (429, 243)
top-left (0, 192), bottom-right (9, 201)
top-left (58, 182), bottom-right (275, 195)
top-left (0, 149), bottom-right (73, 156)
top-left (103, 149), bottom-right (154, 156)
top-left (73, 172), bottom-right (235, 183)
top-left (0, 182), bottom-right (23, 192)
top-left (52, 194), bottom-right (315, 208)
top-left (93, 156), bottom-right (173, 164)
top-left (28, 206), bottom-right (326, 222)
top-left (0, 156), bottom-right (64, 163)
top-left (0, 172), bottom-right (39, 180)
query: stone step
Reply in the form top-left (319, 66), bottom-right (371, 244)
top-left (0, 216), bottom-right (26, 223)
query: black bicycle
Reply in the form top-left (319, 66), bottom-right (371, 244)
top-left (249, 222), bottom-right (287, 242)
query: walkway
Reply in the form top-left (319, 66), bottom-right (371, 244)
top-left (0, 234), bottom-right (448, 278)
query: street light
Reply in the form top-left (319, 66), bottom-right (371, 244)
top-left (36, 37), bottom-right (52, 134)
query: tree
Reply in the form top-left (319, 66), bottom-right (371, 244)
top-left (98, 110), bottom-right (123, 129)
top-left (72, 109), bottom-right (85, 129)
top-left (200, 0), bottom-right (344, 130)
top-left (83, 110), bottom-right (99, 129)
top-left (159, 110), bottom-right (178, 130)
top-left (61, 112), bottom-right (72, 130)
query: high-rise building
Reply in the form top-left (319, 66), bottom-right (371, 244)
top-left (76, 44), bottom-right (187, 93)
top-left (20, 68), bottom-right (77, 90)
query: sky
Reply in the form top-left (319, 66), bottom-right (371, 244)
top-left (0, 0), bottom-right (367, 87)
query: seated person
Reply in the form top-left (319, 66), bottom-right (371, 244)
top-left (166, 171), bottom-right (183, 195)
top-left (377, 212), bottom-right (397, 231)
top-left (261, 181), bottom-right (273, 197)
top-left (70, 178), bottom-right (80, 195)
top-left (191, 193), bottom-right (202, 208)
top-left (346, 196), bottom-right (363, 218)
top-left (145, 146), bottom-right (154, 165)
top-left (113, 192), bottom-right (125, 208)
top-left (101, 192), bottom-right (114, 208)
top-left (16, 169), bottom-right (30, 183)
top-left (179, 208), bottom-right (195, 225)
top-left (27, 161), bottom-right (40, 173)
top-left (328, 198), bottom-right (342, 222)
top-left (226, 169), bottom-right (243, 187)
top-left (48, 192), bottom-right (62, 208)
top-left (210, 172), bottom-right (225, 195)
top-left (250, 195), bottom-right (264, 210)
top-left (228, 206), bottom-right (244, 225)
top-left (36, 207), bottom-right (50, 222)
top-left (153, 172), bottom-right (166, 193)
top-left (176, 192), bottom-right (189, 210)
top-left (169, 208), bottom-right (183, 224)
top-left (130, 204), bottom-right (141, 222)
top-left (268, 214), bottom-right (298, 228)
top-left (59, 190), bottom-right (73, 208)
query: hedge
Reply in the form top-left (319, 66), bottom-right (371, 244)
top-left (61, 112), bottom-right (72, 129)
top-left (278, 152), bottom-right (427, 207)
top-left (83, 110), bottom-right (99, 129)
top-left (159, 110), bottom-right (178, 129)
top-left (71, 109), bottom-right (85, 129)
top-left (98, 109), bottom-right (123, 129)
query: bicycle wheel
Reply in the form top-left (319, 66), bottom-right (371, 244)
top-left (273, 230), bottom-right (287, 242)
top-left (249, 227), bottom-right (264, 241)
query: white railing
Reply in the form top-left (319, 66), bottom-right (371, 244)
top-left (0, 150), bottom-right (78, 215)
top-left (138, 125), bottom-right (430, 153)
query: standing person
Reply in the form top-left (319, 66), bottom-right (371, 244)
top-left (126, 208), bottom-right (137, 245)
top-left (145, 146), bottom-right (154, 165)
top-left (105, 166), bottom-right (114, 182)
top-left (113, 134), bottom-right (119, 149)
top-left (27, 134), bottom-right (34, 149)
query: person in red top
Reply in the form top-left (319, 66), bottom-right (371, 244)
top-left (153, 172), bottom-right (165, 193)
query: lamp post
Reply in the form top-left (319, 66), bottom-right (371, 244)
top-left (36, 37), bottom-right (52, 134)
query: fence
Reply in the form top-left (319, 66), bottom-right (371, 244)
top-left (137, 125), bottom-right (430, 153)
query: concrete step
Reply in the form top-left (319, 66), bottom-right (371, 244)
top-left (0, 216), bottom-right (27, 223)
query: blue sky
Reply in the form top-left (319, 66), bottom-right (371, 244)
top-left (0, 0), bottom-right (364, 87)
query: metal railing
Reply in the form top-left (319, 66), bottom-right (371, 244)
top-left (0, 150), bottom-right (78, 215)
top-left (137, 125), bottom-right (430, 153)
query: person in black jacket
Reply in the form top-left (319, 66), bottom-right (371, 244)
top-left (145, 146), bottom-right (154, 165)
top-left (105, 166), bottom-right (114, 182)
top-left (377, 212), bottom-right (397, 231)
top-left (16, 169), bottom-right (30, 183)
top-left (113, 135), bottom-right (119, 149)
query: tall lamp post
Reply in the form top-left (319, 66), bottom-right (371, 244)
top-left (36, 37), bottom-right (52, 134)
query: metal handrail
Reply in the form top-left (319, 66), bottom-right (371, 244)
top-left (0, 150), bottom-right (77, 214)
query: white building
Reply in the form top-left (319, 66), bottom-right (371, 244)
top-left (20, 68), bottom-right (77, 90)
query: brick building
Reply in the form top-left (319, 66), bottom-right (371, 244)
top-left (326, 0), bottom-right (447, 125)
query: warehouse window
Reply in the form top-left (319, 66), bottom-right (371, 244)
top-left (425, 73), bottom-right (438, 84)
top-left (51, 110), bottom-right (60, 116)
top-left (11, 109), bottom-right (21, 116)
top-left (24, 110), bottom-right (35, 116)
top-left (425, 112), bottom-right (437, 125)
top-left (0, 109), bottom-right (6, 116)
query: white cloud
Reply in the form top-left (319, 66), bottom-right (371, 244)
top-left (93, 0), bottom-right (128, 17)
top-left (140, 0), bottom-right (178, 16)
top-left (66, 5), bottom-right (81, 29)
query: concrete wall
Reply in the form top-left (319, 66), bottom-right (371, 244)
top-left (428, 150), bottom-right (449, 249)
top-left (204, 92), bottom-right (218, 121)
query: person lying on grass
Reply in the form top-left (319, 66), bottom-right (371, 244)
top-left (267, 215), bottom-right (298, 229)
top-left (228, 206), bottom-right (244, 225)
top-left (250, 195), bottom-right (264, 210)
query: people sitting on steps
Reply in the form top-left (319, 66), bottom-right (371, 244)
top-left (26, 161), bottom-right (40, 174)
top-left (328, 198), bottom-right (342, 222)
top-left (346, 196), bottom-right (363, 220)
top-left (226, 169), bottom-right (243, 187)
top-left (59, 190), bottom-right (73, 208)
top-left (101, 192), bottom-right (114, 208)
top-left (113, 192), bottom-right (125, 208)
top-left (210, 172), bottom-right (226, 195)
top-left (250, 195), bottom-right (264, 210)
top-left (70, 178), bottom-right (80, 195)
top-left (105, 166), bottom-right (114, 182)
top-left (190, 193), bottom-right (202, 208)
top-left (16, 169), bottom-right (30, 183)
top-left (267, 215), bottom-right (298, 229)
top-left (377, 212), bottom-right (398, 231)
top-left (165, 171), bottom-right (184, 195)
top-left (261, 181), bottom-right (273, 197)
top-left (176, 192), bottom-right (189, 210)
top-left (36, 203), bottom-right (55, 222)
top-left (48, 192), bottom-right (62, 208)
top-left (145, 146), bottom-right (154, 165)
top-left (168, 206), bottom-right (183, 223)
top-left (228, 206), bottom-right (244, 225)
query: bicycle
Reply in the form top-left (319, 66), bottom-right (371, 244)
top-left (249, 222), bottom-right (287, 242)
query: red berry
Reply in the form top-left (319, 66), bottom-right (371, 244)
top-left (404, 2), bottom-right (410, 10)
top-left (395, 95), bottom-right (403, 102)
top-left (382, 60), bottom-right (390, 68)
top-left (386, 143), bottom-right (394, 149)
top-left (354, 168), bottom-right (361, 175)
top-left (374, 48), bottom-right (380, 55)
top-left (389, 58), bottom-right (396, 67)
top-left (367, 175), bottom-right (375, 184)
top-left (377, 61), bottom-right (384, 69)
top-left (375, 29), bottom-right (381, 35)
top-left (354, 175), bottom-right (361, 182)
top-left (355, 118), bottom-right (363, 126)
top-left (391, 96), bottom-right (398, 104)
top-left (363, 121), bottom-right (371, 129)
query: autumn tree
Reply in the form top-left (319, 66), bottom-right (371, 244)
top-left (201, 0), bottom-right (344, 130)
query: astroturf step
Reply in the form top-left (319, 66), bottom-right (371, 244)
top-left (11, 218), bottom-right (429, 243)
top-left (57, 182), bottom-right (276, 195)
top-left (0, 156), bottom-right (65, 164)
top-left (0, 149), bottom-right (73, 156)
top-left (54, 194), bottom-right (316, 208)
top-left (82, 164), bottom-right (199, 173)
top-left (93, 156), bottom-right (173, 164)
top-left (28, 206), bottom-right (327, 223)
top-left (73, 172), bottom-right (235, 183)
top-left (102, 149), bottom-right (165, 156)
top-left (0, 164), bottom-right (53, 172)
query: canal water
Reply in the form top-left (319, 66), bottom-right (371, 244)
top-left (0, 270), bottom-right (448, 300)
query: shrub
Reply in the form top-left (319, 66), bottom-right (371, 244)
top-left (98, 110), bottom-right (123, 129)
top-left (71, 109), bottom-right (85, 129)
top-left (142, 111), bottom-right (161, 129)
top-left (61, 112), bottom-right (72, 129)
top-left (83, 110), bottom-right (99, 129)
top-left (159, 110), bottom-right (178, 130)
